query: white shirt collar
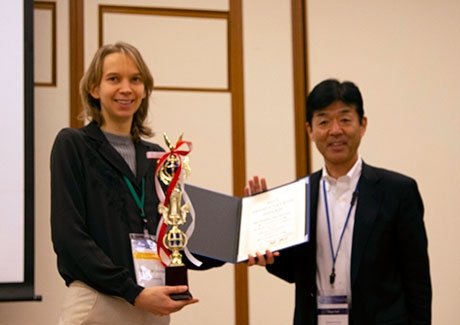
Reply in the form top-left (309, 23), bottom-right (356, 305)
top-left (321, 156), bottom-right (363, 188)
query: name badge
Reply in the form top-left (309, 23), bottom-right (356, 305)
top-left (317, 295), bottom-right (348, 325)
top-left (130, 233), bottom-right (165, 287)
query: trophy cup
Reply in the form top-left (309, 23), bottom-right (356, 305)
top-left (157, 133), bottom-right (193, 300)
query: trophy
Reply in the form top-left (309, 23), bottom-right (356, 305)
top-left (156, 133), bottom-right (193, 300)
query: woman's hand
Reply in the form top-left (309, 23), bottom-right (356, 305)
top-left (134, 286), bottom-right (198, 316)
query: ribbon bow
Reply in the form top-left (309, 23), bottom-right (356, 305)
top-left (146, 140), bottom-right (201, 267)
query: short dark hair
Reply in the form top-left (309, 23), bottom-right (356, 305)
top-left (306, 79), bottom-right (364, 126)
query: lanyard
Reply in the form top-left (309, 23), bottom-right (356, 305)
top-left (123, 176), bottom-right (148, 234)
top-left (322, 179), bottom-right (359, 285)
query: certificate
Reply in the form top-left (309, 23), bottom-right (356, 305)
top-left (184, 177), bottom-right (310, 263)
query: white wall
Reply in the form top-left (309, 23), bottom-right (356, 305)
top-left (307, 0), bottom-right (460, 324)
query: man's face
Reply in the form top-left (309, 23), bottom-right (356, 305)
top-left (307, 101), bottom-right (367, 172)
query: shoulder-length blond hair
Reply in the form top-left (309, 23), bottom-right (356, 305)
top-left (80, 42), bottom-right (154, 141)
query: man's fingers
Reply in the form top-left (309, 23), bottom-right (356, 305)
top-left (248, 176), bottom-right (266, 195)
top-left (248, 254), bottom-right (256, 266)
top-left (248, 250), bottom-right (279, 266)
top-left (249, 179), bottom-right (256, 194)
top-left (261, 178), bottom-right (268, 191)
top-left (265, 250), bottom-right (279, 264)
top-left (255, 251), bottom-right (266, 266)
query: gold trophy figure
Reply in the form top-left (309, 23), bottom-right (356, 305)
top-left (157, 133), bottom-right (193, 300)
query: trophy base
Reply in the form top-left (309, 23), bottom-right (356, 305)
top-left (166, 264), bottom-right (193, 300)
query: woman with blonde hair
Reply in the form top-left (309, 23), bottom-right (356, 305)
top-left (51, 42), bottom-right (221, 325)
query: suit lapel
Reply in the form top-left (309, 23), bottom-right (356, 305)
top-left (350, 162), bottom-right (383, 286)
top-left (135, 140), bottom-right (154, 183)
top-left (309, 171), bottom-right (321, 247)
top-left (305, 171), bottom-right (321, 293)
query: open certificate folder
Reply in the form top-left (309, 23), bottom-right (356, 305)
top-left (185, 177), bottom-right (310, 263)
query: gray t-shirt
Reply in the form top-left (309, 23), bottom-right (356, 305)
top-left (103, 131), bottom-right (136, 176)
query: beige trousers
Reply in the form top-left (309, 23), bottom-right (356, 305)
top-left (58, 281), bottom-right (170, 325)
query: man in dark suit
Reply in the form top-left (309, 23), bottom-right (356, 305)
top-left (246, 79), bottom-right (431, 324)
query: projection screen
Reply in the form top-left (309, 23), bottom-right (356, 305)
top-left (0, 0), bottom-right (38, 302)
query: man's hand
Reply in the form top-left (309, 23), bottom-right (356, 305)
top-left (134, 286), bottom-right (198, 316)
top-left (244, 176), bottom-right (279, 266)
top-left (244, 176), bottom-right (268, 196)
top-left (248, 250), bottom-right (280, 266)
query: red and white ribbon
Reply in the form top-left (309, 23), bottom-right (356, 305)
top-left (146, 140), bottom-right (201, 267)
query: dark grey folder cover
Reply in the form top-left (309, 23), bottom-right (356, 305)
top-left (184, 184), bottom-right (242, 263)
top-left (184, 178), bottom-right (310, 264)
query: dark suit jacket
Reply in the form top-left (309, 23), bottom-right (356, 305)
top-left (267, 162), bottom-right (431, 325)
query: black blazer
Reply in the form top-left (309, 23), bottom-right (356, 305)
top-left (51, 122), bottom-right (222, 304)
top-left (267, 162), bottom-right (431, 325)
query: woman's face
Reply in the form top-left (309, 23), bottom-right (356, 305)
top-left (90, 52), bottom-right (146, 128)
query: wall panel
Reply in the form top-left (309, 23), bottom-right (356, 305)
top-left (102, 10), bottom-right (228, 90)
top-left (243, 1), bottom-right (296, 325)
top-left (85, 1), bottom-right (237, 324)
top-left (307, 0), bottom-right (460, 324)
top-left (34, 1), bottom-right (56, 86)
top-left (148, 92), bottom-right (233, 193)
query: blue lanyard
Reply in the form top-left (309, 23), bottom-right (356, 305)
top-left (322, 179), bottom-right (359, 285)
top-left (123, 176), bottom-right (148, 233)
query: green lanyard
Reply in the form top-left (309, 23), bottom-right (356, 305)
top-left (123, 176), bottom-right (148, 233)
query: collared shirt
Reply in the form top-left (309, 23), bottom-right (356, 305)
top-left (316, 157), bottom-right (362, 304)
